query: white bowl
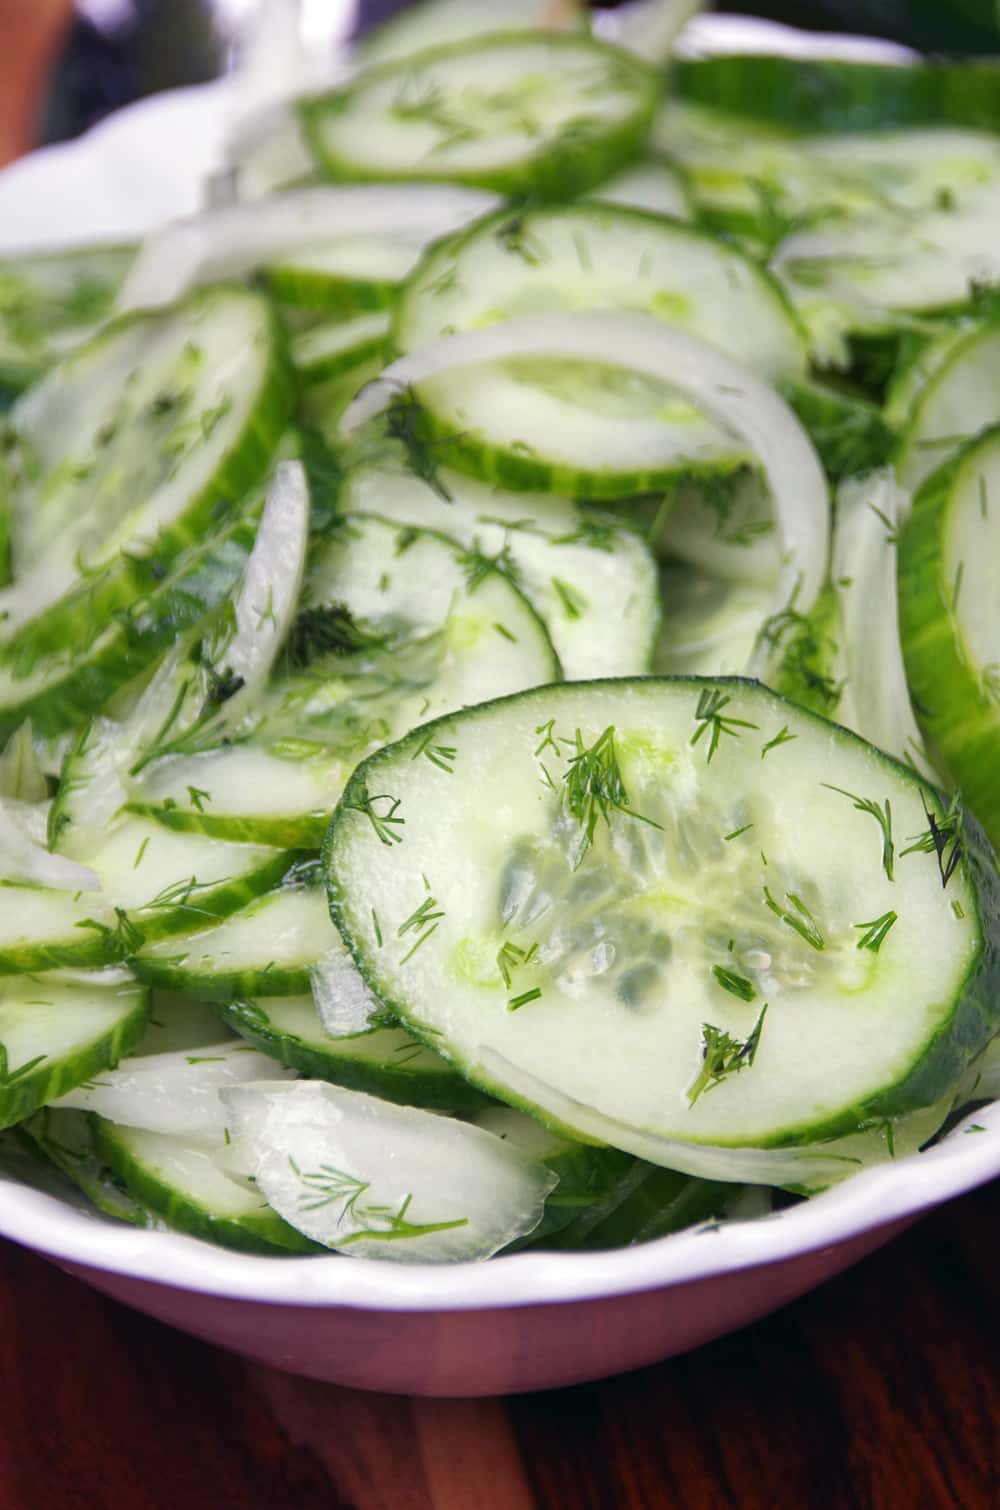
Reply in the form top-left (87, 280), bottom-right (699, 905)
top-left (1, 14), bottom-right (997, 1396)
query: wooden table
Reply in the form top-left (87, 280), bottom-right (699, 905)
top-left (1, 1178), bottom-right (997, 1509)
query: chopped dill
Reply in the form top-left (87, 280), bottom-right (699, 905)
top-left (690, 688), bottom-right (758, 763)
top-left (711, 966), bottom-right (756, 1002)
top-left (822, 785), bottom-right (895, 881)
top-left (563, 725), bottom-right (661, 867)
top-left (688, 1004), bottom-right (768, 1105)
top-left (763, 886), bottom-right (825, 951)
top-left (853, 911), bottom-right (898, 952)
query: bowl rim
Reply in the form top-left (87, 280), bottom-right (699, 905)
top-left (0, 11), bottom-right (996, 1315)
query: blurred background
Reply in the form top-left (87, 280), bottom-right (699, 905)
top-left (2, 0), bottom-right (999, 168)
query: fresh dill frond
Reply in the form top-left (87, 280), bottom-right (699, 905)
top-left (687, 1004), bottom-right (768, 1105)
top-left (563, 725), bottom-right (661, 867)
top-left (822, 785), bottom-right (895, 882)
top-left (853, 911), bottom-right (898, 952)
top-left (346, 786), bottom-right (404, 847)
top-left (763, 886), bottom-right (825, 951)
top-left (690, 688), bottom-right (758, 763)
top-left (711, 966), bottom-right (756, 1002)
top-left (901, 793), bottom-right (965, 889)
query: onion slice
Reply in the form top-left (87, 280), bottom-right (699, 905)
top-left (0, 799), bottom-right (100, 890)
top-left (118, 184), bottom-right (500, 311)
top-left (341, 312), bottom-right (830, 619)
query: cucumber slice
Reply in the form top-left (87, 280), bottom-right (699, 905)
top-left (222, 1079), bottom-right (557, 1261)
top-left (395, 204), bottom-right (806, 495)
top-left (221, 995), bottom-right (489, 1112)
top-left (0, 496), bottom-right (262, 743)
top-left (266, 241), bottom-right (428, 312)
top-left (0, 880), bottom-right (136, 975)
top-left (133, 873), bottom-right (335, 1000)
top-left (0, 973), bottom-right (147, 1130)
top-left (899, 426), bottom-right (1000, 847)
top-left (0, 244), bottom-right (134, 388)
top-left (19, 1107), bottom-right (152, 1225)
top-left (893, 323), bottom-right (1000, 492)
top-left (139, 990), bottom-right (233, 1056)
top-left (340, 459), bottom-right (659, 678)
top-left (647, 472), bottom-right (779, 589)
top-left (0, 286), bottom-right (290, 644)
top-left (290, 312), bottom-right (391, 383)
top-left (360, 0), bottom-right (581, 67)
top-left (589, 155), bottom-right (692, 219)
top-left (326, 679), bottom-right (1000, 1181)
top-left (86, 817), bottom-right (297, 942)
top-left (92, 1119), bottom-right (316, 1254)
top-left (300, 34), bottom-right (659, 200)
top-left (541, 1161), bottom-right (742, 1251)
top-left (52, 1039), bottom-right (293, 1139)
top-left (126, 743), bottom-right (344, 849)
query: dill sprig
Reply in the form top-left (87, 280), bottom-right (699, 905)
top-left (383, 387), bottom-right (456, 502)
top-left (900, 793), bottom-right (965, 889)
top-left (760, 726), bottom-right (797, 759)
top-left (410, 729), bottom-right (457, 773)
top-left (286, 603), bottom-right (388, 668)
top-left (822, 785), bottom-right (895, 881)
top-left (854, 911), bottom-right (898, 952)
top-left (690, 688), bottom-right (758, 763)
top-left (346, 786), bottom-right (404, 847)
top-left (397, 893), bottom-right (444, 964)
top-left (463, 542), bottom-right (522, 593)
top-left (711, 966), bottom-right (756, 1002)
top-left (75, 906), bottom-right (146, 958)
top-left (563, 725), bottom-right (661, 867)
top-left (289, 1157), bottom-right (468, 1243)
top-left (496, 939), bottom-right (538, 989)
top-left (763, 886), bottom-right (825, 951)
top-left (688, 1004), bottom-right (768, 1105)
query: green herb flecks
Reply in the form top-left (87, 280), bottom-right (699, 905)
top-left (901, 793), bottom-right (964, 889)
top-left (690, 688), bottom-right (758, 764)
top-left (551, 577), bottom-right (588, 620)
top-left (763, 887), bottom-right (825, 951)
top-left (75, 907), bottom-right (146, 957)
top-left (288, 1157), bottom-right (468, 1243)
top-left (687, 1004), bottom-right (768, 1106)
top-left (0, 1041), bottom-right (46, 1088)
top-left (853, 911), bottom-right (898, 952)
top-left (410, 730), bottom-right (457, 774)
top-left (760, 726), bottom-right (797, 759)
top-left (397, 894), bottom-right (445, 965)
top-left (287, 603), bottom-right (388, 668)
top-left (822, 785), bottom-right (895, 882)
top-left (711, 966), bottom-right (756, 1002)
top-left (563, 725), bottom-right (661, 868)
top-left (508, 987), bottom-right (543, 1012)
top-left (346, 787), bottom-right (404, 847)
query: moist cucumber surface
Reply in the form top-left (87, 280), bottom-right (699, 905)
top-left (327, 679), bottom-right (999, 1169)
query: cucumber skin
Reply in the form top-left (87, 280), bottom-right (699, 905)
top-left (326, 676), bottom-right (1000, 1145)
top-left (673, 55), bottom-right (1000, 135)
top-left (1, 503), bottom-right (264, 745)
top-left (123, 802), bottom-right (330, 851)
top-left (0, 288), bottom-right (295, 740)
top-left (219, 999), bottom-right (492, 1114)
top-left (535, 1164), bottom-right (735, 1251)
top-left (899, 434), bottom-right (1000, 849)
top-left (130, 849), bottom-right (305, 945)
top-left (299, 33), bottom-right (660, 202)
top-left (294, 331), bottom-right (392, 387)
top-left (0, 914), bottom-right (120, 976)
top-left (0, 989), bottom-right (148, 1132)
top-left (19, 1107), bottom-right (151, 1226)
top-left (265, 265), bottom-right (399, 315)
top-left (131, 955), bottom-right (312, 1002)
top-left (92, 1117), bottom-right (319, 1255)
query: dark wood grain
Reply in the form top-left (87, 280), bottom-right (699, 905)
top-left (1, 1180), bottom-right (997, 1510)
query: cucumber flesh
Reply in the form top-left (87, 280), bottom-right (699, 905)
top-left (222, 994), bottom-right (489, 1112)
top-left (589, 156), bottom-right (692, 219)
top-left (340, 459), bottom-right (659, 678)
top-left (300, 34), bottom-right (659, 200)
top-left (360, 0), bottom-right (581, 67)
top-left (20, 1107), bottom-right (153, 1225)
top-left (646, 472), bottom-right (779, 589)
top-left (133, 876), bottom-right (337, 1000)
top-left (0, 286), bottom-right (289, 641)
top-left (93, 1118), bottom-right (316, 1253)
top-left (395, 203), bottom-right (806, 495)
top-left (0, 245), bottom-right (134, 388)
top-left (893, 322), bottom-right (1000, 492)
top-left (291, 313), bottom-right (391, 382)
top-left (327, 678), bottom-right (998, 1178)
top-left (222, 1079), bottom-right (557, 1261)
top-left (0, 973), bottom-right (148, 1130)
top-left (51, 1039), bottom-right (293, 1139)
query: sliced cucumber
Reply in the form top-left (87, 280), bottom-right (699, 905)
top-left (222, 994), bottom-right (489, 1112)
top-left (222, 1079), bottom-right (556, 1261)
top-left (92, 1119), bottom-right (316, 1254)
top-left (86, 817), bottom-right (297, 942)
top-left (0, 286), bottom-right (290, 644)
top-left (893, 322), bottom-right (1000, 492)
top-left (20, 1106), bottom-right (152, 1226)
top-left (540, 1161), bottom-right (741, 1251)
top-left (326, 679), bottom-right (999, 1182)
top-left (52, 1038), bottom-right (293, 1139)
top-left (589, 155), bottom-right (692, 219)
top-left (290, 312), bottom-right (391, 383)
top-left (266, 241), bottom-right (430, 312)
top-left (0, 973), bottom-right (147, 1130)
top-left (139, 990), bottom-right (233, 1056)
top-left (300, 34), bottom-right (658, 200)
top-left (133, 872), bottom-right (335, 1000)
top-left (899, 425), bottom-right (1000, 848)
top-left (395, 203), bottom-right (806, 495)
top-left (0, 244), bottom-right (134, 388)
top-left (646, 472), bottom-right (779, 589)
top-left (339, 459), bottom-right (659, 678)
top-left (360, 0), bottom-right (581, 67)
top-left (0, 880), bottom-right (133, 975)
top-left (0, 492), bottom-right (263, 744)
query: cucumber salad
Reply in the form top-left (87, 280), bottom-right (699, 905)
top-left (2, 1), bottom-right (1000, 1265)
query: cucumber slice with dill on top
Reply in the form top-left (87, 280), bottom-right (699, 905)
top-left (393, 202), bottom-right (806, 496)
top-left (300, 33), bottom-right (659, 200)
top-left (891, 321), bottom-right (1000, 492)
top-left (0, 244), bottom-right (135, 389)
top-left (0, 972), bottom-right (147, 1131)
top-left (899, 424), bottom-right (1000, 849)
top-left (0, 285), bottom-right (290, 648)
top-left (326, 678), bottom-right (1000, 1186)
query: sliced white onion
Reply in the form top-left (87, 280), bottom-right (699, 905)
top-left (0, 799), bottom-right (100, 891)
top-left (341, 312), bottom-right (830, 619)
top-left (594, 0), bottom-right (707, 63)
top-left (310, 938), bottom-right (387, 1039)
top-left (0, 722), bottom-right (48, 802)
top-left (832, 468), bottom-right (936, 780)
top-left (118, 184), bottom-right (500, 311)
